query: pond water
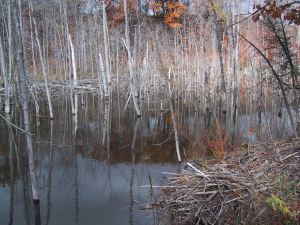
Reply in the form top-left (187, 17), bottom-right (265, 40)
top-left (0, 93), bottom-right (292, 225)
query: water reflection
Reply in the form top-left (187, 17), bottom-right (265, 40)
top-left (46, 121), bottom-right (54, 225)
top-left (0, 94), bottom-right (293, 225)
top-left (7, 115), bottom-right (15, 225)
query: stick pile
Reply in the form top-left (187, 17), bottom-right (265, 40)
top-left (159, 138), bottom-right (300, 225)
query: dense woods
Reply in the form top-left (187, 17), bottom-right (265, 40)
top-left (0, 0), bottom-right (299, 123)
top-left (0, 0), bottom-right (299, 225)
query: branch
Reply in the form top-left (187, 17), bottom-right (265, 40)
top-left (0, 113), bottom-right (32, 135)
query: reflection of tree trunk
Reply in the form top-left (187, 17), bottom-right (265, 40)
top-left (131, 118), bottom-right (140, 162)
top-left (75, 148), bottom-right (79, 223)
top-left (129, 165), bottom-right (134, 225)
top-left (14, 0), bottom-right (39, 202)
top-left (22, 176), bottom-right (31, 225)
top-left (102, 92), bottom-right (112, 159)
top-left (102, 101), bottom-right (109, 145)
top-left (129, 119), bottom-right (139, 225)
top-left (34, 202), bottom-right (41, 225)
top-left (6, 114), bottom-right (30, 225)
top-left (73, 105), bottom-right (79, 223)
top-left (107, 97), bottom-right (111, 161)
top-left (7, 115), bottom-right (15, 225)
top-left (46, 121), bottom-right (54, 225)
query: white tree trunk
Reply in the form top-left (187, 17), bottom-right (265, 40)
top-left (0, 33), bottom-right (10, 114)
top-left (15, 0), bottom-right (39, 202)
top-left (33, 18), bottom-right (53, 119)
top-left (123, 0), bottom-right (141, 117)
top-left (168, 69), bottom-right (181, 162)
top-left (102, 3), bottom-right (111, 84)
top-left (99, 53), bottom-right (109, 99)
top-left (68, 33), bottom-right (78, 86)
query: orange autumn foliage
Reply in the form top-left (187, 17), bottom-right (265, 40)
top-left (149, 1), bottom-right (186, 28)
top-left (204, 127), bottom-right (229, 160)
top-left (253, 0), bottom-right (300, 25)
top-left (164, 2), bottom-right (186, 28)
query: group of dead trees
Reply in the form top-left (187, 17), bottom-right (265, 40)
top-left (0, 0), bottom-right (300, 203)
top-left (0, 0), bottom-right (39, 203)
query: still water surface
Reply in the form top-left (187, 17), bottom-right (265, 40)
top-left (0, 94), bottom-right (292, 225)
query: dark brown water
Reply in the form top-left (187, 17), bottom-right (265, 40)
top-left (0, 93), bottom-right (293, 225)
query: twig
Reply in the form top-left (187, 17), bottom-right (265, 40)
top-left (0, 113), bottom-right (32, 135)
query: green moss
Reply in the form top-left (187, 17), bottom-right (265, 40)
top-left (266, 194), bottom-right (298, 224)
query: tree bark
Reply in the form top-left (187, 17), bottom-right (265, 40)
top-left (209, 0), bottom-right (227, 114)
top-left (0, 32), bottom-right (10, 114)
top-left (33, 18), bottom-right (54, 119)
top-left (124, 0), bottom-right (141, 117)
top-left (14, 0), bottom-right (39, 202)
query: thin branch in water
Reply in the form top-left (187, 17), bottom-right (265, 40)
top-left (0, 113), bottom-right (32, 135)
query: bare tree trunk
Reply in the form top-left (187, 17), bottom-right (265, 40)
top-left (68, 33), bottom-right (78, 86)
top-left (68, 33), bottom-right (78, 116)
top-left (33, 18), bottom-right (54, 119)
top-left (102, 3), bottom-right (111, 84)
top-left (28, 0), bottom-right (39, 119)
top-left (209, 0), bottom-right (227, 114)
top-left (231, 0), bottom-right (240, 126)
top-left (0, 32), bottom-right (10, 114)
top-left (202, 30), bottom-right (211, 114)
top-left (14, 0), bottom-right (39, 202)
top-left (168, 69), bottom-right (181, 162)
top-left (239, 32), bottom-right (298, 136)
top-left (124, 0), bottom-right (141, 117)
top-left (99, 53), bottom-right (109, 99)
top-left (7, 0), bottom-right (13, 82)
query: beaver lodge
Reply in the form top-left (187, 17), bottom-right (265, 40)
top-left (154, 138), bottom-right (300, 225)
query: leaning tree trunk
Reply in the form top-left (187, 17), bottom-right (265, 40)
top-left (239, 32), bottom-right (298, 136)
top-left (68, 33), bottom-right (78, 115)
top-left (33, 18), bottom-right (54, 119)
top-left (124, 0), bottom-right (141, 117)
top-left (14, 0), bottom-right (39, 202)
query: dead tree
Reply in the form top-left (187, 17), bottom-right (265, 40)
top-left (14, 0), bottom-right (39, 202)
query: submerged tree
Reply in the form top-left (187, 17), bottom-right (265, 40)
top-left (13, 0), bottom-right (39, 201)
